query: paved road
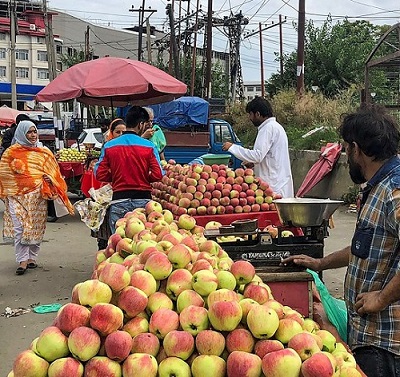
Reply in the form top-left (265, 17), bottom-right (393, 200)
top-left (0, 200), bottom-right (357, 375)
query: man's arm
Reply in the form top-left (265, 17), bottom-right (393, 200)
top-left (94, 148), bottom-right (112, 182)
top-left (281, 246), bottom-right (351, 272)
top-left (148, 149), bottom-right (163, 182)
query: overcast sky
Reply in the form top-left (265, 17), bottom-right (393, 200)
top-left (48, 0), bottom-right (400, 82)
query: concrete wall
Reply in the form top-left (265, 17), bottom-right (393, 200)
top-left (290, 149), bottom-right (356, 200)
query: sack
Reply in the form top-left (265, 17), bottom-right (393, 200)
top-left (150, 125), bottom-right (167, 153)
top-left (308, 269), bottom-right (348, 342)
top-left (54, 197), bottom-right (70, 218)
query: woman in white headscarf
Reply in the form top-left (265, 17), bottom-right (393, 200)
top-left (0, 121), bottom-right (73, 275)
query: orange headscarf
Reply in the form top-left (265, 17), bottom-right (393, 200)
top-left (106, 118), bottom-right (126, 142)
top-left (0, 144), bottom-right (74, 214)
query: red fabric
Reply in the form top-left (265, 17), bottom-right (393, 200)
top-left (36, 57), bottom-right (187, 107)
top-left (58, 162), bottom-right (84, 179)
top-left (80, 171), bottom-right (103, 198)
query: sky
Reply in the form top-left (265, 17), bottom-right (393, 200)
top-left (48, 0), bottom-right (400, 83)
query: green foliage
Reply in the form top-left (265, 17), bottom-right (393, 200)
top-left (267, 18), bottom-right (386, 97)
top-left (60, 49), bottom-right (87, 69)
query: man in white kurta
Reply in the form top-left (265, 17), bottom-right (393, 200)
top-left (223, 97), bottom-right (294, 198)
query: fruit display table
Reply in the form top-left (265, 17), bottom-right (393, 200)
top-left (193, 211), bottom-right (281, 228)
top-left (58, 161), bottom-right (85, 195)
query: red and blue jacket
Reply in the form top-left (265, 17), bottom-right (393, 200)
top-left (94, 131), bottom-right (163, 199)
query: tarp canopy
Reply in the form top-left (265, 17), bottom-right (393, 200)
top-left (149, 96), bottom-right (209, 130)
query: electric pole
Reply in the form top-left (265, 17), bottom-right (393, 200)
top-left (244, 18), bottom-right (286, 99)
top-left (296, 0), bottom-right (305, 95)
top-left (10, 0), bottom-right (17, 108)
top-left (84, 25), bottom-right (90, 61)
top-left (279, 14), bottom-right (284, 79)
top-left (166, 3), bottom-right (180, 79)
top-left (205, 0), bottom-right (213, 100)
top-left (190, 0), bottom-right (200, 96)
top-left (130, 2), bottom-right (156, 62)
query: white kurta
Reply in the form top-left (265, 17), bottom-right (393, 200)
top-left (229, 117), bottom-right (294, 198)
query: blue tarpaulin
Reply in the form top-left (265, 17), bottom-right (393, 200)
top-left (149, 96), bottom-right (209, 130)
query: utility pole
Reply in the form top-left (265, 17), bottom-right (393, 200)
top-left (296, 0), bottom-right (305, 95)
top-left (146, 18), bottom-right (152, 64)
top-left (244, 18), bottom-right (286, 99)
top-left (9, 0), bottom-right (17, 108)
top-left (204, 0), bottom-right (213, 100)
top-left (84, 25), bottom-right (90, 61)
top-left (130, 2), bottom-right (156, 61)
top-left (279, 14), bottom-right (284, 80)
top-left (190, 0), bottom-right (200, 96)
top-left (166, 3), bottom-right (180, 79)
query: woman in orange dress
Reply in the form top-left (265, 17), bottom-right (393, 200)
top-left (0, 121), bottom-right (74, 275)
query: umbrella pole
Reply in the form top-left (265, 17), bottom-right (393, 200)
top-left (111, 97), bottom-right (114, 119)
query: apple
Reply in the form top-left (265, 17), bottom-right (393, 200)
top-left (163, 330), bottom-right (195, 360)
top-left (67, 326), bottom-right (101, 362)
top-left (179, 305), bottom-right (210, 336)
top-left (54, 303), bottom-right (90, 335)
top-left (167, 244), bottom-right (192, 269)
top-left (104, 330), bottom-right (133, 362)
top-left (149, 308), bottom-right (180, 339)
top-left (84, 356), bottom-right (122, 376)
top-left (243, 283), bottom-right (270, 304)
top-left (136, 239), bottom-right (158, 254)
top-left (226, 328), bottom-right (255, 353)
top-left (158, 357), bottom-right (191, 377)
top-left (117, 286), bottom-right (148, 319)
top-left (316, 329), bottom-right (337, 352)
top-left (198, 240), bottom-right (220, 255)
top-left (131, 333), bottom-right (160, 356)
top-left (339, 367), bottom-right (363, 377)
top-left (176, 289), bottom-right (205, 313)
top-left (191, 355), bottom-right (226, 377)
top-left (208, 300), bottom-right (242, 331)
top-left (216, 270), bottom-right (237, 290)
top-left (192, 270), bottom-right (218, 296)
top-left (262, 299), bottom-right (285, 319)
top-left (89, 303), bottom-right (124, 336)
top-left (77, 279), bottom-right (112, 307)
top-left (147, 291), bottom-right (174, 313)
top-left (274, 317), bottom-right (304, 344)
top-left (145, 200), bottom-right (163, 215)
top-left (283, 307), bottom-right (305, 326)
top-left (35, 326), bottom-right (69, 362)
top-left (261, 347), bottom-right (302, 376)
top-left (130, 270), bottom-right (157, 297)
top-left (162, 209), bottom-right (174, 224)
top-left (204, 221), bottom-right (222, 230)
top-left (12, 350), bottom-right (49, 377)
top-left (247, 305), bottom-right (279, 339)
top-left (207, 288), bottom-right (239, 308)
top-left (239, 298), bottom-right (260, 325)
top-left (230, 260), bottom-right (255, 285)
top-left (116, 237), bottom-right (136, 257)
top-left (195, 330), bottom-right (226, 356)
top-left (122, 316), bottom-right (149, 337)
top-left (227, 351), bottom-right (262, 377)
top-left (254, 339), bottom-right (284, 359)
top-left (125, 217), bottom-right (146, 238)
top-left (301, 352), bottom-right (335, 377)
top-left (287, 332), bottom-right (321, 361)
top-left (144, 252), bottom-right (173, 280)
top-left (166, 268), bottom-right (193, 300)
top-left (178, 214), bottom-right (196, 230)
top-left (122, 353), bottom-right (158, 377)
top-left (98, 263), bottom-right (130, 292)
top-left (281, 230), bottom-right (294, 237)
top-left (333, 351), bottom-right (357, 369)
top-left (47, 357), bottom-right (83, 377)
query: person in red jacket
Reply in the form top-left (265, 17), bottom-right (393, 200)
top-left (94, 106), bottom-right (163, 233)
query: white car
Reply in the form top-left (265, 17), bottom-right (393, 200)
top-left (71, 128), bottom-right (104, 150)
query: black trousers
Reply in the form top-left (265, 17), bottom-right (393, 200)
top-left (353, 346), bottom-right (400, 377)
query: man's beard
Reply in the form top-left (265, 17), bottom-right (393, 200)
top-left (348, 154), bottom-right (366, 184)
top-left (251, 119), bottom-right (262, 127)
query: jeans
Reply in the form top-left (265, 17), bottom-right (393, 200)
top-left (353, 346), bottom-right (400, 377)
top-left (109, 198), bottom-right (150, 234)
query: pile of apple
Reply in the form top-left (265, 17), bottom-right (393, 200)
top-left (152, 162), bottom-right (282, 217)
top-left (9, 200), bottom-right (362, 377)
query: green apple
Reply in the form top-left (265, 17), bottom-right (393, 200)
top-left (179, 305), bottom-right (210, 336)
top-left (36, 326), bottom-right (69, 362)
top-left (192, 270), bottom-right (218, 296)
top-left (158, 357), bottom-right (191, 377)
top-left (176, 289), bottom-right (205, 313)
top-left (191, 355), bottom-right (226, 377)
top-left (316, 329), bottom-right (337, 352)
top-left (77, 279), bottom-right (112, 307)
top-left (274, 318), bottom-right (304, 344)
top-left (167, 245), bottom-right (192, 269)
top-left (247, 305), bottom-right (279, 339)
top-left (216, 270), bottom-right (237, 290)
top-left (208, 300), bottom-right (242, 331)
top-left (147, 292), bottom-right (174, 314)
top-left (12, 350), bottom-right (49, 377)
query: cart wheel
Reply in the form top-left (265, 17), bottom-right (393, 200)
top-left (47, 215), bottom-right (58, 223)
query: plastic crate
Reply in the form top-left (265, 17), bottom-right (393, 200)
top-left (201, 153), bottom-right (231, 165)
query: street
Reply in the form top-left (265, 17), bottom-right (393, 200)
top-left (0, 199), bottom-right (357, 375)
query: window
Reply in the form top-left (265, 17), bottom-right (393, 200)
top-left (56, 44), bottom-right (62, 54)
top-left (247, 87), bottom-right (254, 92)
top-left (56, 61), bottom-right (62, 72)
top-left (0, 33), bottom-right (6, 40)
top-left (37, 37), bottom-right (45, 44)
top-left (214, 124), bottom-right (233, 143)
top-left (256, 86), bottom-right (262, 91)
top-left (16, 67), bottom-right (29, 78)
top-left (16, 49), bottom-right (28, 60)
top-left (37, 50), bottom-right (48, 61)
top-left (0, 66), bottom-right (6, 77)
top-left (37, 68), bottom-right (49, 80)
top-left (0, 48), bottom-right (6, 59)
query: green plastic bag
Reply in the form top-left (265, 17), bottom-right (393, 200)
top-left (307, 269), bottom-right (348, 342)
top-left (150, 125), bottom-right (167, 153)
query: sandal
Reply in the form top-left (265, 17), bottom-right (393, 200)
top-left (16, 267), bottom-right (27, 275)
top-left (27, 262), bottom-right (38, 269)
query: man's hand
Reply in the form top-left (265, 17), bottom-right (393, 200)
top-left (222, 142), bottom-right (233, 151)
top-left (280, 254), bottom-right (322, 271)
top-left (242, 162), bottom-right (255, 169)
top-left (355, 291), bottom-right (388, 315)
top-left (141, 128), bottom-right (155, 139)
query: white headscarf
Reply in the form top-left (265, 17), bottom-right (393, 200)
top-left (12, 120), bottom-right (42, 147)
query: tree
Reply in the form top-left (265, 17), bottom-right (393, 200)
top-left (267, 18), bottom-right (386, 97)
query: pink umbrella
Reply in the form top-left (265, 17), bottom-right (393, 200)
top-left (296, 142), bottom-right (343, 197)
top-left (36, 57), bottom-right (187, 107)
top-left (0, 105), bottom-right (25, 127)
